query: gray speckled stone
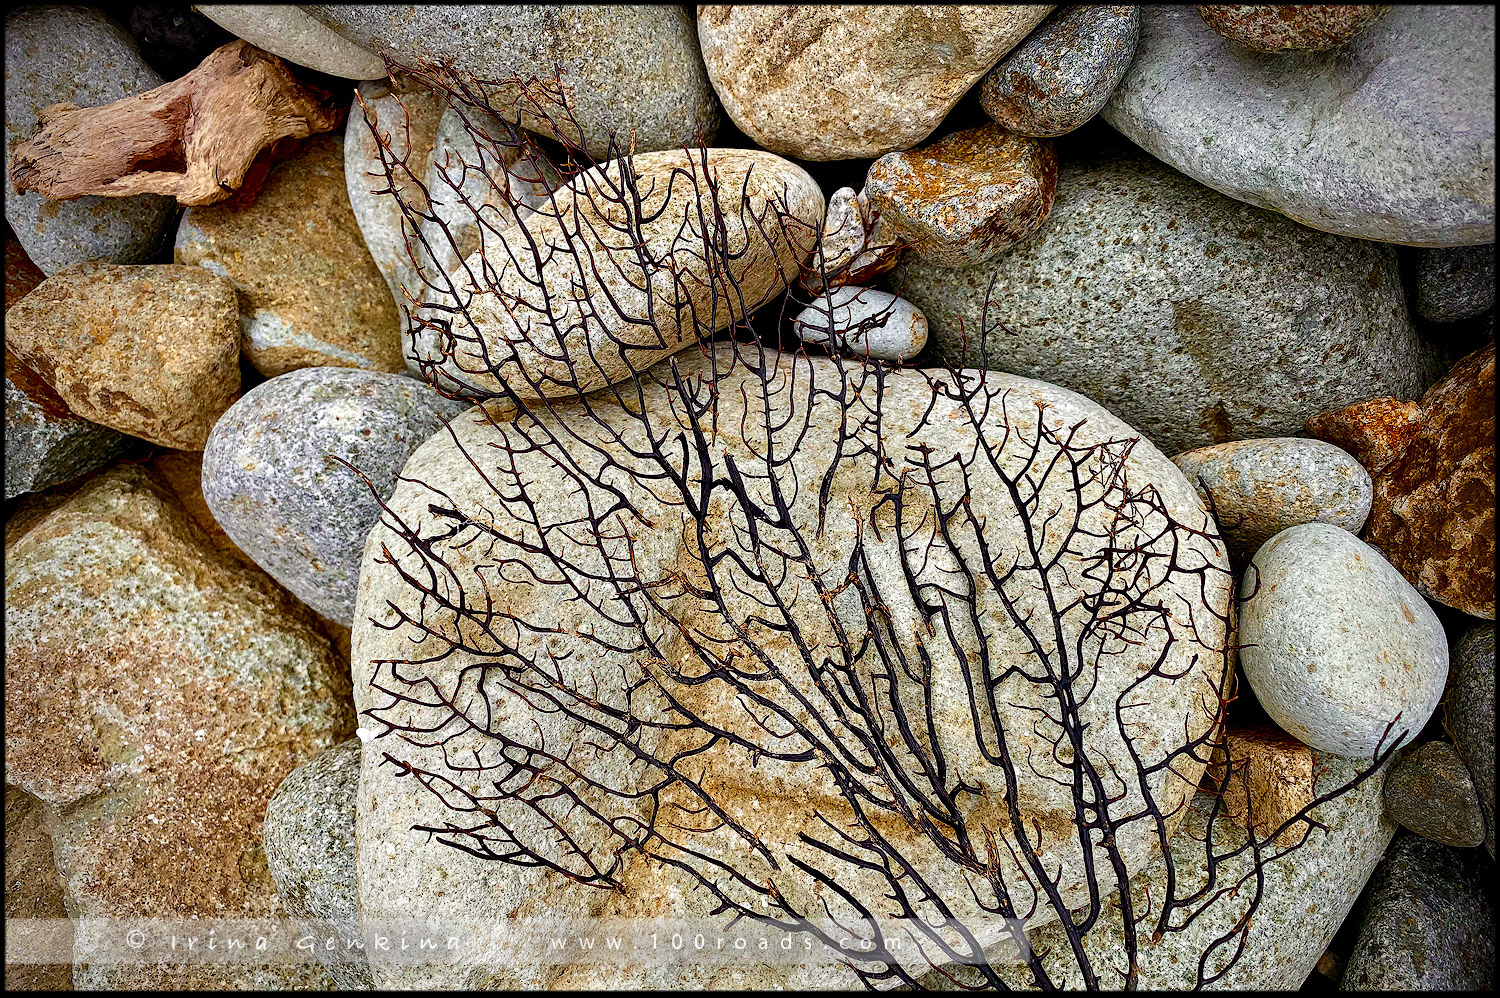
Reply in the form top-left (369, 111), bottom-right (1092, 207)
top-left (897, 149), bottom-right (1435, 456)
top-left (201, 367), bottom-right (468, 624)
top-left (1444, 624), bottom-right (1495, 857)
top-left (264, 739), bottom-right (370, 989)
top-left (980, 5), bottom-right (1140, 137)
top-left (304, 5), bottom-right (719, 157)
top-left (196, 4), bottom-right (386, 79)
top-left (1340, 833), bottom-right (1495, 990)
top-left (1171, 437), bottom-right (1372, 560)
top-left (1413, 245), bottom-right (1495, 323)
top-left (1240, 523), bottom-right (1448, 758)
top-left (1102, 5), bottom-right (1495, 246)
top-left (5, 362), bottom-right (130, 500)
top-left (793, 287), bottom-right (927, 363)
top-left (1383, 741), bottom-right (1485, 847)
top-left (4, 7), bottom-right (177, 275)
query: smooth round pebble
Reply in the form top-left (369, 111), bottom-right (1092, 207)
top-left (1171, 437), bottom-right (1372, 559)
top-left (980, 5), bottom-right (1140, 137)
top-left (1238, 522), bottom-right (1448, 758)
top-left (793, 288), bottom-right (928, 363)
top-left (201, 367), bottom-right (469, 624)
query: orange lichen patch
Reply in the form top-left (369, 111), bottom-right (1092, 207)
top-left (1208, 724), bottom-right (1315, 844)
top-left (8, 41), bottom-right (344, 207)
top-left (1363, 343), bottom-right (1495, 619)
top-left (1305, 396), bottom-right (1424, 476)
top-left (865, 123), bottom-right (1057, 266)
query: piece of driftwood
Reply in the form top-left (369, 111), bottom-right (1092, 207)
top-left (9, 40), bottom-right (346, 206)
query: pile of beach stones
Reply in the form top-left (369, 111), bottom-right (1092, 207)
top-left (4, 4), bottom-right (1494, 991)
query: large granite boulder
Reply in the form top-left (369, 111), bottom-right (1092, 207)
top-left (899, 148), bottom-right (1435, 455)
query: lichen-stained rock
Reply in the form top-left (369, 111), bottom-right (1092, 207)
top-left (979, 5), bottom-right (1141, 137)
top-left (1383, 741), bottom-right (1486, 847)
top-left (1444, 625), bottom-right (1495, 857)
top-left (196, 4), bottom-right (386, 79)
top-left (1239, 523), bottom-right (1448, 758)
top-left (175, 130), bottom-right (406, 377)
top-left (5, 263), bottom-right (240, 450)
top-left (1196, 4), bottom-right (1392, 51)
top-left (434, 149), bottom-right (823, 401)
top-left (3, 466), bottom-right (353, 989)
top-left (263, 739), bottom-right (370, 989)
top-left (1363, 343), bottom-right (1495, 619)
top-left (1103, 6), bottom-right (1494, 246)
top-left (4, 350), bottom-right (131, 501)
top-left (3, 7), bottom-right (177, 275)
top-left (303, 4), bottom-right (721, 157)
top-left (1171, 437), bottom-right (1372, 559)
top-left (1304, 396), bottom-right (1425, 477)
top-left (201, 367), bottom-right (468, 624)
top-left (696, 5), bottom-right (1054, 161)
top-left (1340, 832), bottom-right (1496, 990)
top-left (352, 343), bottom-right (1231, 987)
top-left (1208, 724), bottom-right (1315, 844)
top-left (865, 124), bottom-right (1057, 266)
top-left (898, 148), bottom-right (1433, 456)
top-left (4, 787), bottom-right (73, 992)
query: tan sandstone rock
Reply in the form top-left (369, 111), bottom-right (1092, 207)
top-left (4, 466), bottom-right (354, 988)
top-left (4, 263), bottom-right (240, 450)
top-left (1208, 724), bottom-right (1315, 844)
top-left (696, 5), bottom-right (1054, 160)
top-left (5, 787), bottom-right (73, 991)
top-left (352, 343), bottom-right (1231, 987)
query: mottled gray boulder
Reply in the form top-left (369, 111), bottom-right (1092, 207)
top-left (1383, 741), bottom-right (1486, 847)
top-left (1413, 245), bottom-right (1495, 323)
top-left (1239, 523), bottom-right (1448, 758)
top-left (1340, 833), bottom-right (1495, 990)
top-left (4, 7), bottom-right (177, 275)
top-left (899, 149), bottom-right (1434, 455)
top-left (792, 287), bottom-right (928, 363)
top-left (264, 739), bottom-right (370, 989)
top-left (1444, 625), bottom-right (1495, 857)
top-left (980, 5), bottom-right (1140, 137)
top-left (196, 4), bottom-right (385, 78)
top-left (1102, 5), bottom-right (1495, 246)
top-left (5, 357), bottom-right (130, 500)
top-left (1171, 437), bottom-right (1372, 559)
top-left (201, 367), bottom-right (468, 624)
top-left (303, 5), bottom-right (719, 157)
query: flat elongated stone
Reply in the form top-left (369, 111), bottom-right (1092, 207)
top-left (1444, 625), bottom-right (1495, 857)
top-left (1197, 5), bottom-right (1392, 51)
top-left (1103, 5), bottom-right (1495, 246)
top-left (196, 4), bottom-right (386, 79)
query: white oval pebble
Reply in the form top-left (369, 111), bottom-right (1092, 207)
top-left (1238, 522), bottom-right (1448, 758)
top-left (792, 287), bottom-right (928, 363)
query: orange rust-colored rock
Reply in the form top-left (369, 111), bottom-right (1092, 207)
top-left (1209, 724), bottom-right (1315, 844)
top-left (8, 41), bottom-right (344, 207)
top-left (865, 123), bottom-right (1057, 267)
top-left (1363, 343), bottom-right (1495, 619)
top-left (1305, 396), bottom-right (1425, 477)
top-left (1196, 5), bottom-right (1392, 52)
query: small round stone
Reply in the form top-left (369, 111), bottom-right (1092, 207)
top-left (792, 287), bottom-right (927, 364)
top-left (1238, 522), bottom-right (1448, 758)
top-left (1171, 437), bottom-right (1372, 559)
top-left (980, 5), bottom-right (1141, 138)
top-left (201, 367), bottom-right (468, 624)
top-left (1383, 741), bottom-right (1486, 847)
top-left (1196, 5), bottom-right (1392, 52)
